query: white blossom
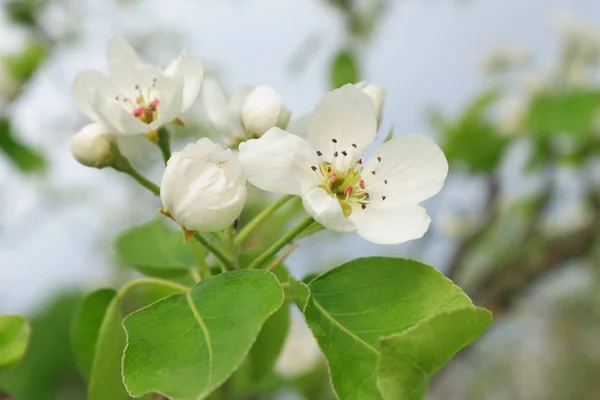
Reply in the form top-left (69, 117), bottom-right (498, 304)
top-left (201, 77), bottom-right (290, 142)
top-left (355, 81), bottom-right (386, 126)
top-left (239, 84), bottom-right (448, 245)
top-left (160, 138), bottom-right (247, 233)
top-left (70, 123), bottom-right (116, 168)
top-left (72, 36), bottom-right (203, 136)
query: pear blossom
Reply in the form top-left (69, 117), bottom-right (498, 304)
top-left (201, 77), bottom-right (290, 144)
top-left (72, 36), bottom-right (203, 136)
top-left (160, 138), bottom-right (247, 236)
top-left (239, 84), bottom-right (448, 244)
top-left (70, 123), bottom-right (116, 168)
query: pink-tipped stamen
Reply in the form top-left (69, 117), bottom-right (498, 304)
top-left (132, 107), bottom-right (144, 117)
top-left (359, 180), bottom-right (365, 190)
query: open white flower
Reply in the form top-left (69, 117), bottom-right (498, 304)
top-left (160, 138), bottom-right (247, 236)
top-left (70, 123), bottom-right (116, 168)
top-left (72, 36), bottom-right (203, 136)
top-left (239, 84), bottom-right (448, 244)
top-left (201, 77), bottom-right (290, 143)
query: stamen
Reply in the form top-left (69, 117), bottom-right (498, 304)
top-left (384, 180), bottom-right (388, 184)
top-left (332, 138), bottom-right (338, 143)
top-left (132, 107), bottom-right (144, 117)
top-left (114, 96), bottom-right (120, 101)
top-left (371, 170), bottom-right (376, 175)
top-left (382, 196), bottom-right (386, 201)
top-left (334, 151), bottom-right (339, 157)
top-left (361, 204), bottom-right (367, 210)
top-left (311, 166), bottom-right (317, 171)
top-left (359, 180), bottom-right (365, 189)
top-left (331, 174), bottom-right (337, 183)
top-left (316, 150), bottom-right (322, 156)
top-left (357, 159), bottom-right (362, 164)
top-left (377, 156), bottom-right (382, 162)
top-left (352, 143), bottom-right (357, 148)
top-left (341, 150), bottom-right (347, 156)
top-left (343, 186), bottom-right (353, 196)
top-left (149, 98), bottom-right (160, 110)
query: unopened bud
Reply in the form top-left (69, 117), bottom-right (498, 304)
top-left (70, 123), bottom-right (117, 168)
top-left (242, 86), bottom-right (290, 136)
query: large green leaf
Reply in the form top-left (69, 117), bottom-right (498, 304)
top-left (291, 257), bottom-right (491, 400)
top-left (71, 288), bottom-right (116, 380)
top-left (122, 270), bottom-right (284, 400)
top-left (0, 315), bottom-right (29, 367)
top-left (377, 308), bottom-right (491, 400)
top-left (245, 265), bottom-right (291, 382)
top-left (116, 218), bottom-right (197, 277)
top-left (70, 289), bottom-right (128, 400)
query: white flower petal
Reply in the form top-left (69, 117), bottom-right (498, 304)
top-left (363, 134), bottom-right (448, 206)
top-left (70, 123), bottom-right (115, 167)
top-left (164, 54), bottom-right (203, 112)
top-left (286, 114), bottom-right (310, 137)
top-left (308, 84), bottom-right (377, 168)
top-left (108, 60), bottom-right (163, 100)
top-left (242, 86), bottom-right (283, 136)
top-left (150, 73), bottom-right (184, 128)
top-left (72, 70), bottom-right (118, 122)
top-left (89, 90), bottom-right (149, 135)
top-left (349, 202), bottom-right (430, 245)
top-left (106, 36), bottom-right (143, 65)
top-left (228, 85), bottom-right (254, 117)
top-left (301, 185), bottom-right (356, 232)
top-left (201, 77), bottom-right (236, 133)
top-left (356, 82), bottom-right (386, 127)
top-left (238, 127), bottom-right (317, 195)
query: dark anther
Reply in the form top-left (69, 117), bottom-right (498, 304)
top-left (371, 171), bottom-right (376, 175)
top-left (311, 166), bottom-right (317, 171)
top-left (352, 143), bottom-right (357, 148)
top-left (317, 151), bottom-right (323, 156)
top-left (384, 180), bottom-right (388, 184)
top-left (341, 151), bottom-right (348, 156)
top-left (115, 96), bottom-right (120, 101)
top-left (361, 204), bottom-right (367, 210)
top-left (332, 138), bottom-right (338, 143)
top-left (327, 167), bottom-right (332, 172)
top-left (334, 151), bottom-right (339, 157)
top-left (382, 196), bottom-right (386, 201)
top-left (135, 84), bottom-right (140, 90)
top-left (377, 156), bottom-right (382, 162)
top-left (358, 159), bottom-right (362, 164)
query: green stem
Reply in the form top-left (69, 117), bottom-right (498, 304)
top-left (194, 232), bottom-right (235, 271)
top-left (192, 240), bottom-right (212, 279)
top-left (248, 216), bottom-right (314, 270)
top-left (235, 195), bottom-right (295, 246)
top-left (157, 126), bottom-right (171, 165)
top-left (117, 278), bottom-right (189, 299)
top-left (112, 154), bottom-right (160, 196)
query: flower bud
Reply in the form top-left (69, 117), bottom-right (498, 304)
top-left (356, 82), bottom-right (386, 127)
top-left (160, 138), bottom-right (247, 233)
top-left (70, 123), bottom-right (117, 168)
top-left (242, 86), bottom-right (290, 136)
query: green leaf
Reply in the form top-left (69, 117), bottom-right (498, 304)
top-left (71, 288), bottom-right (116, 380)
top-left (245, 266), bottom-right (291, 382)
top-left (2, 40), bottom-right (46, 85)
top-left (440, 89), bottom-right (508, 172)
top-left (377, 308), bottom-right (491, 400)
top-left (330, 49), bottom-right (360, 89)
top-left (71, 289), bottom-right (128, 400)
top-left (122, 270), bottom-right (284, 400)
top-left (0, 315), bottom-right (29, 368)
top-left (296, 257), bottom-right (491, 400)
top-left (116, 218), bottom-right (196, 277)
top-left (528, 90), bottom-right (600, 138)
top-left (0, 119), bottom-right (46, 173)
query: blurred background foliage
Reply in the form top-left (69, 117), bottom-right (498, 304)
top-left (2, 0), bottom-right (600, 399)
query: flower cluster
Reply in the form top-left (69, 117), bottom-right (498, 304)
top-left (71, 37), bottom-right (448, 245)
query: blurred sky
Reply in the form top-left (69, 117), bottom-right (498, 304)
top-left (1, 0), bottom-right (600, 313)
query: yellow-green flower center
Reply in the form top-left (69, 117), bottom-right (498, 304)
top-left (312, 159), bottom-right (369, 217)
